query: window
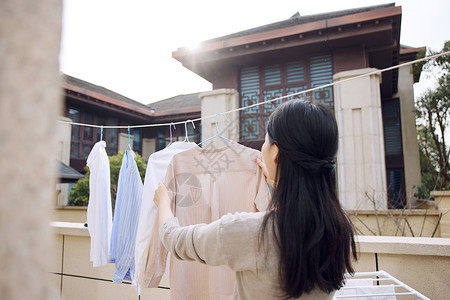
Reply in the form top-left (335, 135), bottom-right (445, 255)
top-left (388, 170), bottom-right (405, 209)
top-left (69, 108), bottom-right (81, 158)
top-left (67, 107), bottom-right (119, 159)
top-left (156, 127), bottom-right (169, 151)
top-left (382, 99), bottom-right (405, 208)
top-left (186, 123), bottom-right (197, 143)
top-left (105, 117), bottom-right (118, 156)
top-left (156, 122), bottom-right (201, 151)
top-left (239, 54), bottom-right (333, 141)
top-left (133, 128), bottom-right (141, 154)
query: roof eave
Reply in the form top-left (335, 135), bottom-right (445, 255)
top-left (63, 82), bottom-right (155, 119)
top-left (173, 5), bottom-right (402, 64)
top-left (399, 46), bottom-right (427, 83)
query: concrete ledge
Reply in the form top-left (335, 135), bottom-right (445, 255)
top-left (431, 191), bottom-right (450, 197)
top-left (54, 206), bottom-right (87, 210)
top-left (199, 88), bottom-right (237, 99)
top-left (333, 67), bottom-right (381, 81)
top-left (50, 222), bottom-right (450, 257)
top-left (356, 235), bottom-right (450, 257)
top-left (348, 209), bottom-right (440, 216)
top-left (50, 221), bottom-right (89, 237)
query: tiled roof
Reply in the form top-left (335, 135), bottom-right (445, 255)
top-left (206, 3), bottom-right (395, 42)
top-left (62, 74), bottom-right (152, 112)
top-left (57, 160), bottom-right (84, 183)
top-left (148, 92), bottom-right (202, 112)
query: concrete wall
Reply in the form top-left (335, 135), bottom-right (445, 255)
top-left (394, 64), bottom-right (422, 205)
top-left (333, 68), bottom-right (387, 210)
top-left (142, 138), bottom-right (156, 160)
top-left (118, 133), bottom-right (133, 152)
top-left (355, 235), bottom-right (450, 300)
top-left (51, 222), bottom-right (450, 300)
top-left (433, 191), bottom-right (450, 238)
top-left (51, 223), bottom-right (170, 300)
top-left (52, 207), bottom-right (87, 223)
top-left (348, 209), bottom-right (441, 237)
top-left (0, 1), bottom-right (62, 299)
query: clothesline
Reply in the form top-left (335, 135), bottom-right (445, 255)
top-left (58, 50), bottom-right (450, 129)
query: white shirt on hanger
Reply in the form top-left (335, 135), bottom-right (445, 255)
top-left (133, 141), bottom-right (196, 293)
top-left (86, 140), bottom-right (113, 267)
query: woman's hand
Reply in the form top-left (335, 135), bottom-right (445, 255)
top-left (154, 183), bottom-right (174, 227)
top-left (256, 158), bottom-right (275, 187)
top-left (154, 182), bottom-right (170, 207)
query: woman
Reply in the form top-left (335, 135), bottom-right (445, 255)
top-left (154, 99), bottom-right (357, 299)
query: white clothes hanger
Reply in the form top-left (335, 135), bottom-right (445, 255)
top-left (168, 122), bottom-right (176, 146)
top-left (198, 113), bottom-right (232, 146)
top-left (183, 120), bottom-right (196, 142)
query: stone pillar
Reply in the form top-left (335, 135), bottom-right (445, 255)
top-left (0, 1), bottom-right (61, 299)
top-left (142, 138), bottom-right (156, 160)
top-left (333, 68), bottom-right (387, 210)
top-left (56, 117), bottom-right (73, 206)
top-left (199, 89), bottom-right (239, 148)
top-left (395, 64), bottom-right (421, 205)
top-left (432, 191), bottom-right (450, 238)
top-left (56, 116), bottom-right (72, 164)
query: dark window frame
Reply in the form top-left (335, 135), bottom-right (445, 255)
top-left (66, 106), bottom-right (120, 160)
top-left (239, 54), bottom-right (333, 143)
top-left (382, 98), bottom-right (406, 208)
top-left (156, 121), bottom-right (201, 151)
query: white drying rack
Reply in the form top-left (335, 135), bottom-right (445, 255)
top-left (334, 270), bottom-right (430, 299)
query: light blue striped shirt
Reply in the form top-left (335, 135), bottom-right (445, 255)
top-left (108, 149), bottom-right (143, 283)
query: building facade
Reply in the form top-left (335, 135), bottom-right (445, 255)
top-left (61, 75), bottom-right (202, 173)
top-left (172, 4), bottom-right (423, 210)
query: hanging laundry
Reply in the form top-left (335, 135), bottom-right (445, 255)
top-left (133, 141), bottom-right (196, 293)
top-left (141, 142), bottom-right (270, 300)
top-left (108, 149), bottom-right (143, 283)
top-left (86, 140), bottom-right (112, 267)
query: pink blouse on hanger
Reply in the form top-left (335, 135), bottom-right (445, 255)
top-left (139, 142), bottom-right (270, 300)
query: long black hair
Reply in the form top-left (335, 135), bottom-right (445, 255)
top-left (260, 99), bottom-right (357, 298)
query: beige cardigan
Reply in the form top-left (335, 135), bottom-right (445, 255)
top-left (159, 211), bottom-right (335, 300)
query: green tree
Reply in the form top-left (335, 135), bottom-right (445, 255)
top-left (68, 150), bottom-right (147, 209)
top-left (67, 166), bottom-right (90, 206)
top-left (415, 41), bottom-right (450, 198)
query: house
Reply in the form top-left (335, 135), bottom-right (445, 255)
top-left (171, 3), bottom-right (424, 210)
top-left (58, 3), bottom-right (424, 211)
top-left (60, 74), bottom-right (202, 173)
top-left (57, 75), bottom-right (202, 206)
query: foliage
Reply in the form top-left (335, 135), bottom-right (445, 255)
top-left (415, 41), bottom-right (450, 198)
top-left (67, 166), bottom-right (90, 206)
top-left (68, 150), bottom-right (147, 209)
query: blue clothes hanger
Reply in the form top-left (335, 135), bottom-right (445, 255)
top-left (127, 126), bottom-right (132, 153)
top-left (100, 125), bottom-right (103, 141)
top-left (198, 113), bottom-right (231, 146)
top-left (184, 120), bottom-right (196, 142)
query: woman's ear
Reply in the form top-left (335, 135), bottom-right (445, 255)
top-left (272, 144), bottom-right (279, 165)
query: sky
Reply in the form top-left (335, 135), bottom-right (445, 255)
top-left (59, 0), bottom-right (450, 104)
